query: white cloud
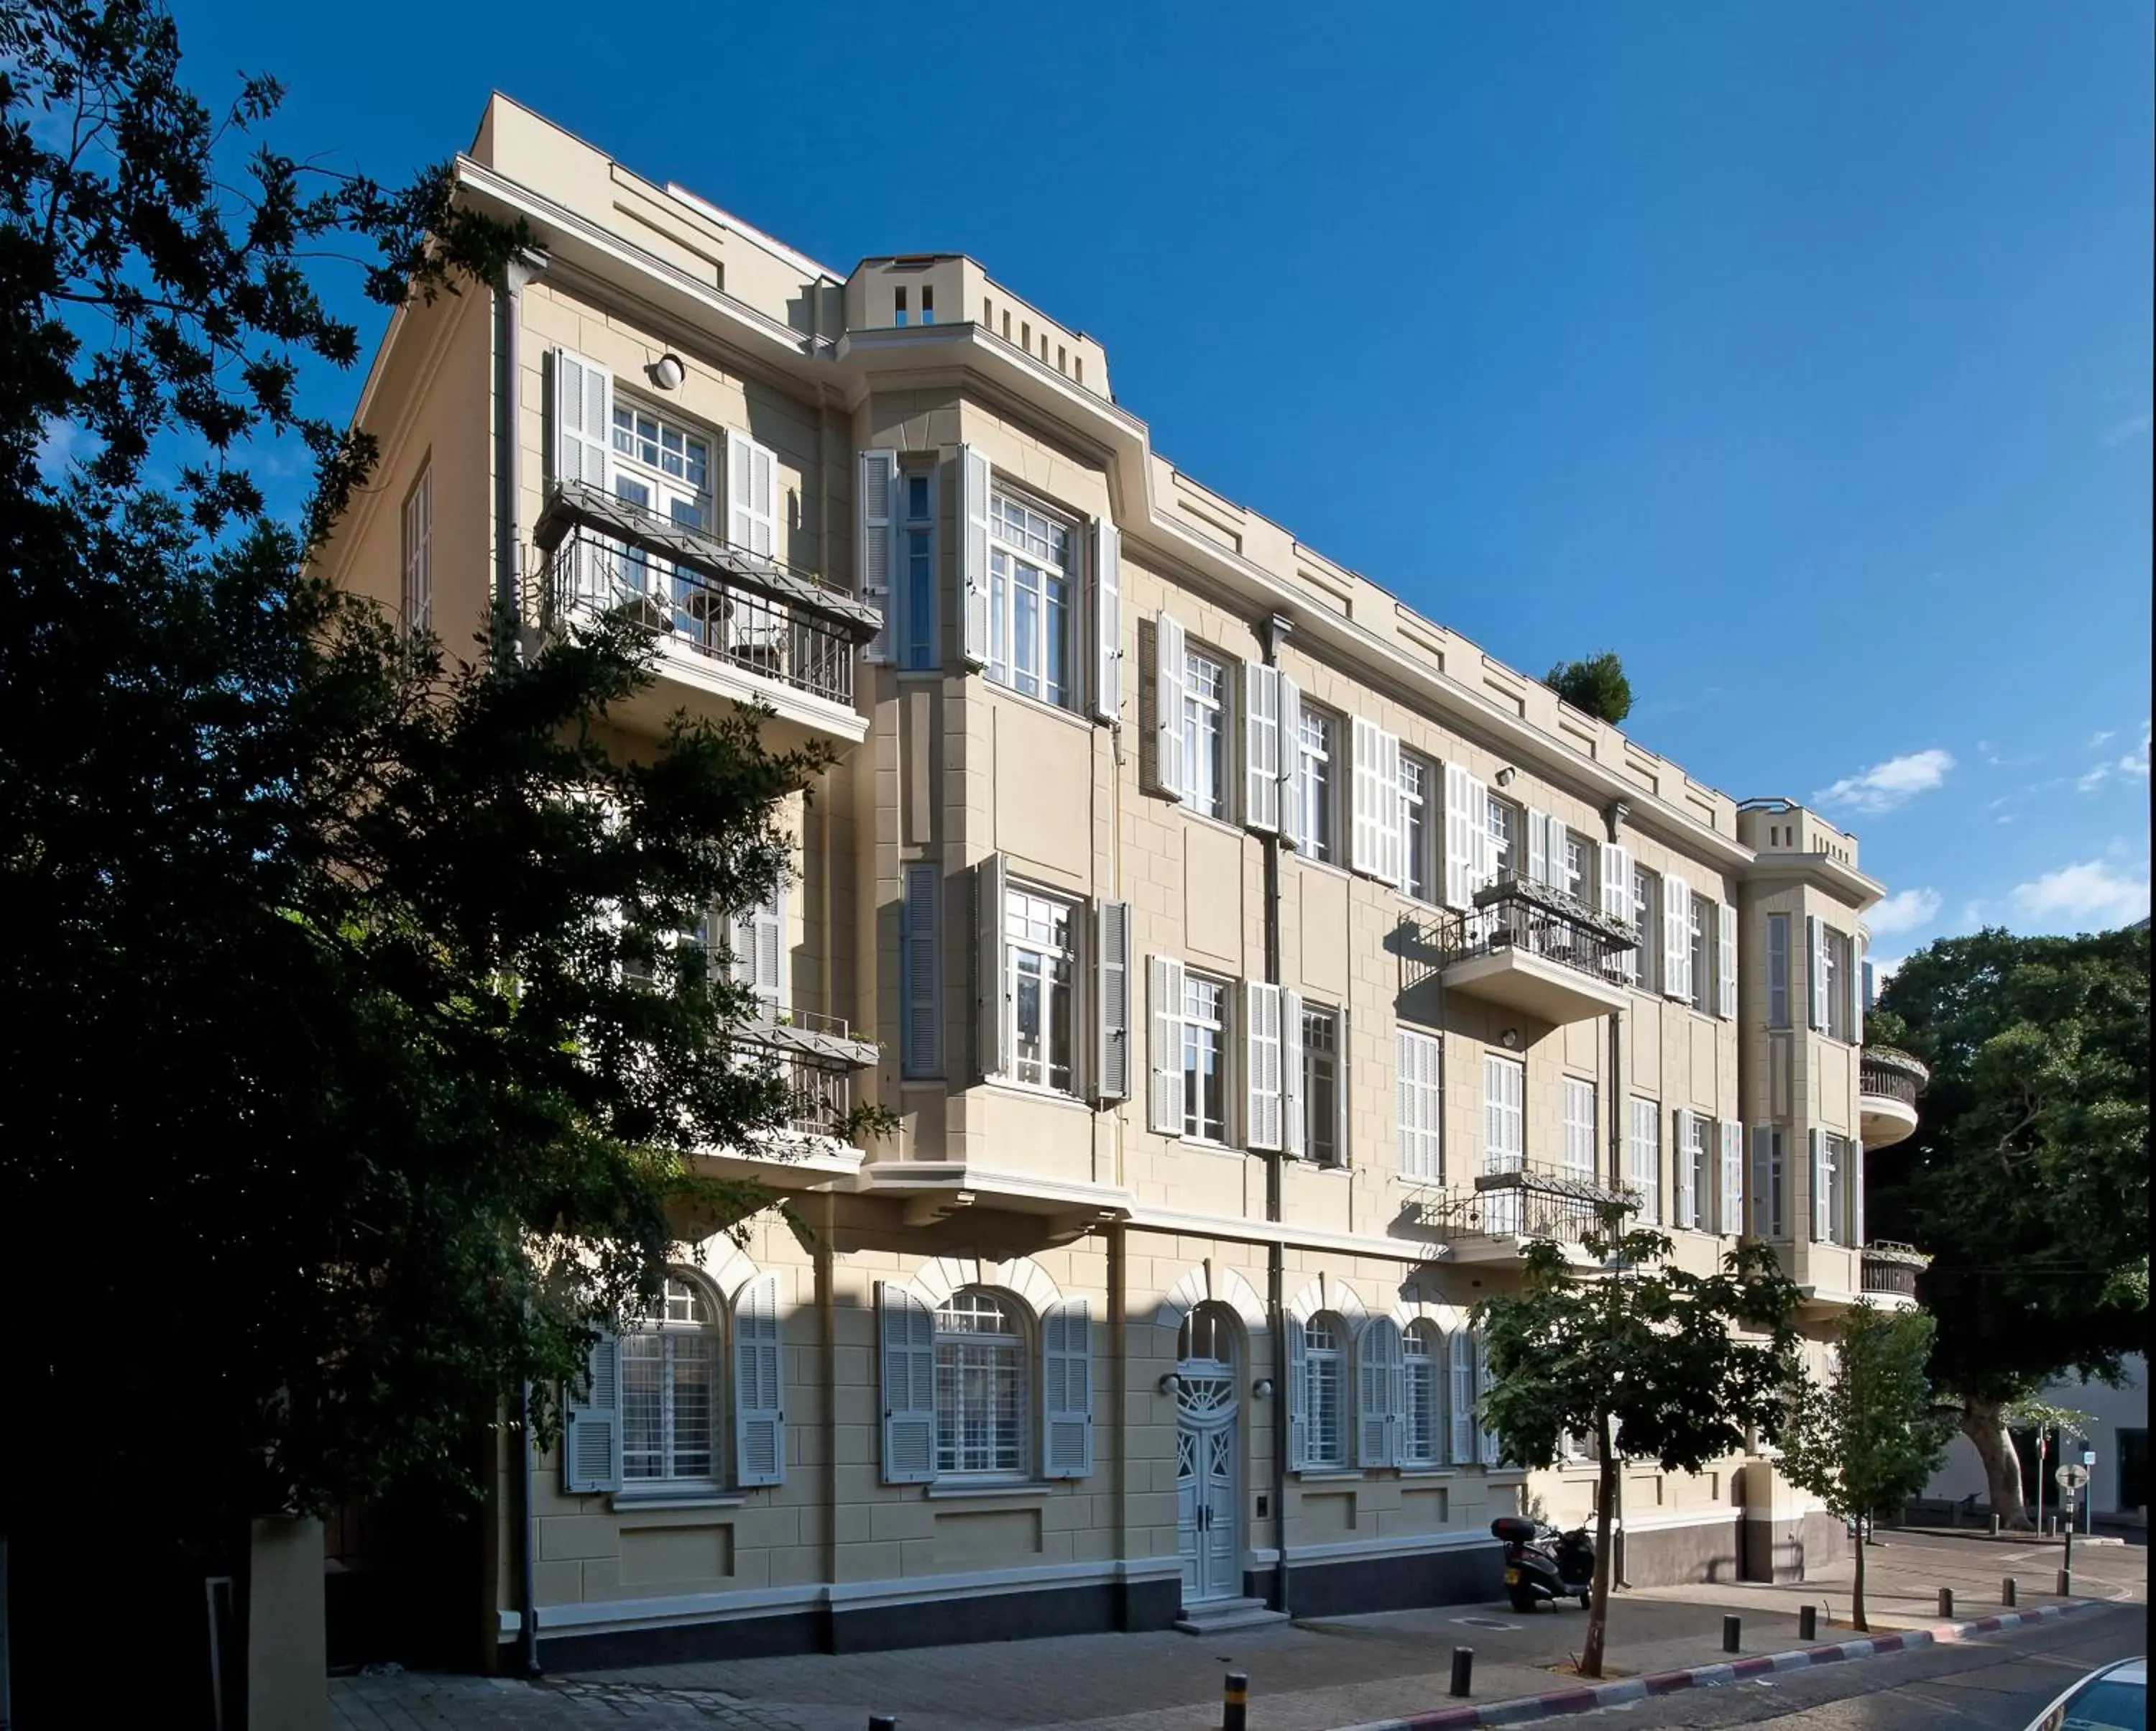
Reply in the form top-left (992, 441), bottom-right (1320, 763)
top-left (2088, 730), bottom-right (2117, 749)
top-left (2101, 411), bottom-right (2152, 447)
top-left (1869, 955), bottom-right (1907, 993)
top-left (1814, 748), bottom-right (1955, 814)
top-left (2007, 860), bottom-right (2152, 931)
top-left (2073, 720), bottom-right (2149, 793)
top-left (1866, 887), bottom-right (1942, 937)
top-left (2121, 721), bottom-right (2151, 779)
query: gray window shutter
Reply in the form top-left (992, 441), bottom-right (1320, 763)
top-left (1092, 518), bottom-right (1120, 722)
top-left (1356, 1318), bottom-right (1403, 1469)
top-left (1148, 955), bottom-right (1186, 1134)
top-left (1277, 674), bottom-right (1303, 851)
top-left (858, 449), bottom-right (896, 663)
top-left (1750, 1125), bottom-right (1779, 1239)
top-left (561, 1330), bottom-right (622, 1494)
top-left (1449, 1331), bottom-right (1476, 1464)
top-left (1475, 1332), bottom-right (1501, 1466)
top-left (732, 889), bottom-right (787, 1021)
top-left (1093, 897), bottom-right (1132, 1103)
top-left (901, 863), bottom-right (941, 1078)
top-left (1041, 1298), bottom-right (1094, 1479)
top-left (1281, 988), bottom-right (1307, 1159)
top-left (877, 1282), bottom-right (936, 1484)
top-left (1153, 612), bottom-right (1187, 800)
top-left (974, 855), bottom-right (1008, 1080)
top-left (1244, 662), bottom-right (1281, 834)
top-left (550, 348), bottom-right (611, 490)
top-left (1243, 980), bottom-right (1283, 1152)
top-left (1286, 1318), bottom-right (1309, 1471)
top-left (727, 428), bottom-right (778, 559)
top-left (959, 445), bottom-right (991, 669)
top-left (1807, 917), bottom-right (1828, 1030)
top-left (1807, 1129), bottom-right (1825, 1243)
top-left (733, 1273), bottom-right (785, 1487)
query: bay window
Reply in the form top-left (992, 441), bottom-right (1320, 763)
top-left (1004, 886), bottom-right (1076, 1095)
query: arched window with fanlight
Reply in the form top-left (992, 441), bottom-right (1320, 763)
top-left (1401, 1322), bottom-right (1445, 1468)
top-left (934, 1288), bottom-right (1030, 1477)
top-left (622, 1275), bottom-right (719, 1484)
top-left (1289, 1312), bottom-right (1350, 1471)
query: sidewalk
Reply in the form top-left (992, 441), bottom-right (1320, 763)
top-left (328, 1531), bottom-right (2145, 1731)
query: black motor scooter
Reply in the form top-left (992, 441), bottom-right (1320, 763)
top-left (1491, 1516), bottom-right (1595, 1612)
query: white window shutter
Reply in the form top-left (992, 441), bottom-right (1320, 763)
top-left (975, 855), bottom-right (1008, 1080)
top-left (733, 889), bottom-right (787, 1021)
top-left (1718, 900), bottom-right (1738, 1019)
top-left (1148, 955), bottom-right (1187, 1134)
top-left (857, 450), bottom-right (896, 663)
top-left (727, 429), bottom-right (778, 559)
top-left (1673, 1107), bottom-right (1696, 1228)
top-left (1526, 809), bottom-right (1551, 887)
top-left (550, 348), bottom-right (611, 490)
top-left (900, 864), bottom-right (941, 1078)
top-left (1356, 1318), bottom-right (1403, 1469)
top-left (561, 1330), bottom-right (622, 1494)
top-left (1378, 732), bottom-right (1404, 889)
top-left (1351, 718), bottom-right (1381, 876)
top-left (1094, 898), bottom-right (1132, 1103)
top-left (1718, 1119), bottom-right (1743, 1237)
top-left (1042, 1299), bottom-right (1094, 1479)
top-left (1603, 845), bottom-right (1634, 982)
top-left (733, 1273), bottom-right (786, 1487)
top-left (1448, 1331), bottom-right (1476, 1464)
top-left (1807, 917), bottom-right (1828, 1030)
top-left (1286, 1318), bottom-right (1309, 1471)
top-left (1807, 1129), bottom-right (1825, 1243)
top-left (1281, 988), bottom-right (1307, 1159)
top-left (1334, 1004), bottom-right (1353, 1167)
top-left (1092, 518), bottom-right (1121, 722)
top-left (877, 1282), bottom-right (936, 1484)
top-left (959, 445), bottom-right (991, 669)
top-left (1277, 675), bottom-right (1303, 850)
top-left (1475, 1332), bottom-right (1501, 1466)
top-left (1244, 664), bottom-right (1281, 834)
top-left (1153, 612), bottom-right (1188, 802)
top-left (1664, 875), bottom-right (1690, 1003)
top-left (1243, 981), bottom-right (1283, 1152)
top-left (1850, 1138), bottom-right (1865, 1249)
top-left (1749, 1126), bottom-right (1779, 1239)
top-left (1442, 764), bottom-right (1481, 911)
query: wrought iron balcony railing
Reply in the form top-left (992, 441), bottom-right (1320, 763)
top-left (1412, 1159), bottom-right (1641, 1244)
top-left (736, 1012), bottom-right (879, 1144)
top-left (534, 481), bottom-right (880, 712)
top-left (1860, 1239), bottom-right (1930, 1298)
top-left (1429, 876), bottom-right (1636, 988)
top-left (1860, 1046), bottom-right (1929, 1109)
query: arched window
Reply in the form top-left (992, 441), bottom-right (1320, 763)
top-left (1302, 1312), bottom-right (1348, 1469)
top-left (935, 1289), bottom-right (1028, 1476)
top-left (1178, 1303), bottom-right (1238, 1370)
top-left (1401, 1323), bottom-right (1442, 1467)
top-left (622, 1275), bottom-right (720, 1484)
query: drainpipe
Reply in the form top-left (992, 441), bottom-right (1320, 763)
top-left (1261, 612), bottom-right (1292, 1616)
top-left (516, 1381), bottom-right (541, 1676)
top-left (494, 247), bottom-right (548, 659)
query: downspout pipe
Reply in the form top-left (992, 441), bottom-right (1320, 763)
top-left (1261, 612), bottom-right (1292, 1616)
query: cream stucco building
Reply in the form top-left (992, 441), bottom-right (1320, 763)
top-left (323, 95), bottom-right (1930, 1673)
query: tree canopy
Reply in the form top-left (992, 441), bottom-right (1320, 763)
top-left (1545, 652), bottom-right (1633, 725)
top-left (1866, 924), bottom-right (2149, 1525)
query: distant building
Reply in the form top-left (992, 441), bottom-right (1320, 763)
top-left (1925, 1356), bottom-right (2148, 1526)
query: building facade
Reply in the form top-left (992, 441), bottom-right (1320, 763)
top-left (323, 96), bottom-right (1926, 1672)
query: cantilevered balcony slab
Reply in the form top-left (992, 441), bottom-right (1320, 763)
top-left (1859, 1046), bottom-right (1928, 1149)
top-left (1434, 880), bottom-right (1635, 1027)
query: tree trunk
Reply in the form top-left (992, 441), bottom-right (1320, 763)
top-left (1851, 1510), bottom-right (1868, 1633)
top-left (1962, 1397), bottom-right (2033, 1530)
top-left (1581, 1413), bottom-right (1617, 1680)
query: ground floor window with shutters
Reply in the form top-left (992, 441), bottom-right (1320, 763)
top-left (1299, 1003), bottom-right (1341, 1165)
top-left (1397, 1028), bottom-right (1442, 1181)
top-left (935, 1290), bottom-right (1028, 1477)
top-left (1005, 884), bottom-right (1077, 1095)
top-left (1401, 1323), bottom-right (1445, 1467)
top-left (622, 1277), bottom-right (719, 1485)
top-left (1182, 973), bottom-right (1230, 1142)
top-left (1299, 1313), bottom-right (1349, 1469)
top-left (1627, 1097), bottom-right (1662, 1224)
top-left (987, 492), bottom-right (1074, 710)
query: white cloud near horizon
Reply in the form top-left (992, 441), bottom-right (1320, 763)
top-left (2007, 859), bottom-right (2152, 931)
top-left (2075, 720), bottom-right (2150, 794)
top-left (1866, 887), bottom-right (1943, 937)
top-left (1814, 748), bottom-right (1955, 814)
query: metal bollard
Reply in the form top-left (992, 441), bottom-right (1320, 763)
top-left (1989, 1514), bottom-right (2002, 1536)
top-left (2058, 1569), bottom-right (2072, 1597)
top-left (1450, 1647), bottom-right (1475, 1697)
top-left (1938, 1588), bottom-right (1953, 1619)
top-left (1799, 1604), bottom-right (1818, 1642)
top-left (1723, 1615), bottom-right (1741, 1654)
top-left (2002, 1576), bottom-right (2017, 1607)
top-left (870, 1717), bottom-right (898, 1731)
top-left (1222, 1670), bottom-right (1248, 1731)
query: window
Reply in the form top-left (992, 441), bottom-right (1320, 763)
top-left (622, 1277), bottom-right (720, 1484)
top-left (1767, 914), bottom-right (1790, 1029)
top-left (1631, 865), bottom-right (1660, 993)
top-left (1562, 1077), bottom-right (1597, 1182)
top-left (1302, 1004), bottom-right (1341, 1165)
top-left (1397, 1028), bottom-right (1443, 1180)
top-left (1179, 1305), bottom-right (1236, 1368)
top-left (1749, 1125), bottom-right (1787, 1240)
top-left (921, 284), bottom-right (935, 324)
top-left (1628, 1097), bottom-right (1661, 1224)
top-left (400, 465), bottom-right (431, 631)
top-left (900, 469), bottom-right (936, 669)
top-left (1562, 831), bottom-right (1593, 904)
top-left (1294, 707), bottom-right (1339, 863)
top-left (1677, 1111), bottom-right (1713, 1231)
top-left (1181, 647), bottom-right (1229, 820)
top-left (1689, 897), bottom-right (1713, 1014)
top-left (895, 284), bottom-right (908, 326)
top-left (1485, 793), bottom-right (1519, 882)
top-left (934, 1290), bottom-right (1028, 1476)
top-left (1182, 973), bottom-right (1229, 1141)
top-left (1005, 886), bottom-right (1076, 1094)
top-left (1401, 1323), bottom-right (1443, 1467)
top-left (1483, 1053), bottom-right (1525, 1236)
top-left (987, 492), bottom-right (1073, 710)
top-left (1815, 1134), bottom-right (1845, 1245)
top-left (900, 863), bottom-right (941, 1078)
top-left (1823, 928), bottom-right (1856, 1042)
top-left (609, 402), bottom-right (715, 636)
top-left (1400, 753), bottom-right (1434, 901)
top-left (1302, 1313), bottom-right (1348, 1469)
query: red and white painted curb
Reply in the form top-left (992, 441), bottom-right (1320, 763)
top-left (1330, 1599), bottom-right (2103, 1730)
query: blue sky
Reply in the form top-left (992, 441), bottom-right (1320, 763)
top-left (169, 0), bottom-right (2155, 960)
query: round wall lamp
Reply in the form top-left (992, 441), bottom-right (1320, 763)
top-left (1494, 766), bottom-right (1517, 788)
top-left (1501, 1028), bottom-right (1521, 1050)
top-left (1157, 1372), bottom-right (1181, 1397)
top-left (1251, 1378), bottom-right (1275, 1400)
top-left (647, 352), bottom-right (686, 391)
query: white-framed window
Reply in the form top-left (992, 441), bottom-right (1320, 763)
top-left (1182, 973), bottom-right (1230, 1142)
top-left (613, 402), bottom-right (713, 492)
top-left (1294, 706), bottom-right (1340, 863)
top-left (1400, 753), bottom-right (1434, 901)
top-left (900, 863), bottom-right (941, 1078)
top-left (1181, 646), bottom-right (1230, 821)
top-left (1815, 1134), bottom-right (1845, 1246)
top-left (1302, 1003), bottom-right (1342, 1165)
top-left (1562, 830), bottom-right (1593, 904)
top-left (987, 491), bottom-right (1074, 710)
top-left (1628, 1096), bottom-right (1661, 1224)
top-left (1632, 864), bottom-right (1660, 993)
top-left (934, 1289), bottom-right (1029, 1477)
top-left (1401, 1323), bottom-right (1444, 1467)
top-left (1823, 928), bottom-right (1856, 1042)
top-left (1483, 1054), bottom-right (1525, 1174)
top-left (609, 401), bottom-right (715, 630)
top-left (1562, 1077), bottom-right (1597, 1182)
top-left (621, 1277), bottom-right (722, 1485)
top-left (900, 469), bottom-right (936, 669)
top-left (1397, 1028), bottom-right (1444, 1180)
top-left (1485, 793), bottom-right (1519, 882)
top-left (400, 464), bottom-right (431, 631)
top-left (1688, 895), bottom-right (1714, 1014)
top-left (1302, 1313), bottom-right (1349, 1469)
top-left (1677, 1110), bottom-right (1713, 1231)
top-left (1767, 913), bottom-right (1791, 1029)
top-left (1750, 1125), bottom-right (1787, 1240)
top-left (1005, 886), bottom-right (1076, 1096)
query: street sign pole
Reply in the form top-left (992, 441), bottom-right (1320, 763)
top-left (2055, 1464), bottom-right (2088, 1576)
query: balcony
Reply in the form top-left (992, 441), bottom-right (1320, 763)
top-left (709, 1011), bottom-right (881, 1184)
top-left (1859, 1046), bottom-right (1927, 1149)
top-left (1860, 1240), bottom-right (1930, 1304)
top-left (1411, 1160), bottom-right (1639, 1264)
top-left (533, 481), bottom-right (879, 749)
top-left (1431, 878), bottom-right (1635, 1027)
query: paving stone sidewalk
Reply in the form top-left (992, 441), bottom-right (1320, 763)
top-left (328, 1530), bottom-right (2145, 1731)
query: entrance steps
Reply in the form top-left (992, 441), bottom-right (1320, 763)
top-left (1174, 1597), bottom-right (1288, 1635)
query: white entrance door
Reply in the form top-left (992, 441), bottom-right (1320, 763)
top-left (1176, 1377), bottom-right (1240, 1604)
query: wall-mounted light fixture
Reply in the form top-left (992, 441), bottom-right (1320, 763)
top-left (1501, 1028), bottom-right (1521, 1050)
top-left (1251, 1378), bottom-right (1275, 1400)
top-left (647, 352), bottom-right (686, 391)
top-left (1157, 1372), bottom-right (1181, 1397)
top-left (1494, 766), bottom-right (1517, 789)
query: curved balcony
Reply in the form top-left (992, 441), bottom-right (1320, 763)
top-left (1860, 1045), bottom-right (1929, 1149)
top-left (1861, 1239), bottom-right (1930, 1305)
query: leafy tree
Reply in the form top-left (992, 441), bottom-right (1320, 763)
top-left (1545, 651), bottom-right (1633, 725)
top-left (1777, 1303), bottom-right (1955, 1631)
top-left (1867, 927), bottom-right (2149, 1530)
top-left (1474, 1207), bottom-right (1800, 1679)
top-left (1, 1), bottom-right (872, 1707)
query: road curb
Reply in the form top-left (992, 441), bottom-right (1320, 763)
top-left (1327, 1598), bottom-right (2104, 1730)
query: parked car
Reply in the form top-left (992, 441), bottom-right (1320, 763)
top-left (2022, 1656), bottom-right (2145, 1731)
